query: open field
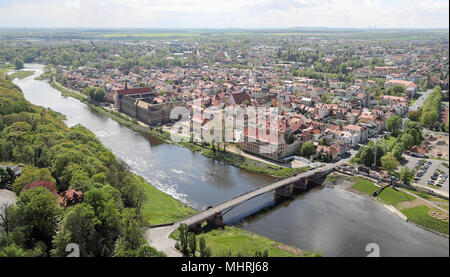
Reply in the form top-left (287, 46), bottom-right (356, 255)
top-left (170, 225), bottom-right (317, 257)
top-left (351, 177), bottom-right (449, 235)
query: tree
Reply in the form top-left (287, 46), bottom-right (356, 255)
top-left (387, 85), bottom-right (405, 96)
top-left (13, 187), bottom-right (61, 250)
top-left (188, 232), bottom-right (197, 257)
top-left (0, 203), bottom-right (13, 235)
top-left (400, 133), bottom-right (415, 151)
top-left (0, 168), bottom-right (15, 186)
top-left (176, 223), bottom-right (189, 256)
top-left (59, 203), bottom-right (100, 257)
top-left (13, 57), bottom-right (24, 70)
top-left (392, 143), bottom-right (404, 161)
top-left (405, 122), bottom-right (423, 145)
top-left (400, 167), bottom-right (414, 185)
top-left (83, 186), bottom-right (122, 256)
top-left (199, 237), bottom-right (211, 257)
top-left (386, 115), bottom-right (402, 136)
top-left (407, 109), bottom-right (422, 122)
top-left (301, 142), bottom-right (316, 158)
top-left (82, 87), bottom-right (96, 98)
top-left (93, 88), bottom-right (106, 102)
top-left (381, 154), bottom-right (399, 173)
top-left (421, 111), bottom-right (439, 129)
top-left (357, 146), bottom-right (374, 167)
top-left (255, 249), bottom-right (269, 257)
top-left (12, 167), bottom-right (56, 195)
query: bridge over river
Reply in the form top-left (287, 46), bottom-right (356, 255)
top-left (145, 164), bottom-right (335, 256)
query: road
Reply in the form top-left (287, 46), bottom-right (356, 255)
top-left (0, 189), bottom-right (17, 212)
top-left (410, 89), bottom-right (433, 112)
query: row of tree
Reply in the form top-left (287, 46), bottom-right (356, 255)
top-left (0, 76), bottom-right (162, 257)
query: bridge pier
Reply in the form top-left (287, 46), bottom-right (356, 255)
top-left (206, 212), bottom-right (224, 226)
top-left (275, 185), bottom-right (293, 197)
top-left (188, 222), bottom-right (203, 232)
top-left (293, 178), bottom-right (308, 190)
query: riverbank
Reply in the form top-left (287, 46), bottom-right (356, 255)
top-left (325, 173), bottom-right (449, 237)
top-left (49, 80), bottom-right (309, 179)
top-left (37, 75), bottom-right (311, 256)
top-left (169, 225), bottom-right (318, 257)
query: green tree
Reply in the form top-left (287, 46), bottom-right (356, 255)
top-left (82, 87), bottom-right (96, 98)
top-left (60, 203), bottom-right (100, 257)
top-left (387, 85), bottom-right (405, 96)
top-left (400, 167), bottom-right (415, 185)
top-left (357, 146), bottom-right (374, 167)
top-left (93, 88), bottom-right (106, 102)
top-left (392, 143), bottom-right (404, 161)
top-left (12, 167), bottom-right (55, 195)
top-left (13, 187), bottom-right (61, 251)
top-left (381, 154), bottom-right (399, 173)
top-left (114, 208), bottom-right (146, 257)
top-left (83, 186), bottom-right (122, 256)
top-left (188, 232), bottom-right (197, 257)
top-left (401, 133), bottom-right (415, 151)
top-left (176, 223), bottom-right (189, 256)
top-left (386, 115), bottom-right (402, 136)
top-left (199, 237), bottom-right (211, 257)
top-left (301, 142), bottom-right (316, 158)
top-left (13, 57), bottom-right (24, 70)
top-left (407, 109), bottom-right (422, 122)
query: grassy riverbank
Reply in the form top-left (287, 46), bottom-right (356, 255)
top-left (9, 70), bottom-right (35, 80)
top-left (351, 177), bottom-right (449, 235)
top-left (45, 77), bottom-right (310, 257)
top-left (170, 225), bottom-right (319, 257)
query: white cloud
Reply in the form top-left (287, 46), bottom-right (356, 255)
top-left (0, 0), bottom-right (447, 28)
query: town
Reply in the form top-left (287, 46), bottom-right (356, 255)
top-left (0, 26), bottom-right (449, 259)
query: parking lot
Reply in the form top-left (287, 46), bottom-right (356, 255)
top-left (404, 154), bottom-right (449, 195)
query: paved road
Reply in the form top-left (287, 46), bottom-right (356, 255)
top-left (410, 89), bottom-right (433, 112)
top-left (145, 226), bottom-right (182, 257)
top-left (0, 189), bottom-right (17, 213)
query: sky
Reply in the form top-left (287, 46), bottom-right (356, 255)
top-left (0, 0), bottom-right (448, 29)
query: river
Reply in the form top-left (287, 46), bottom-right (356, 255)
top-left (13, 64), bottom-right (449, 257)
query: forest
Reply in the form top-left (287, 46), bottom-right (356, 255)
top-left (0, 76), bottom-right (165, 257)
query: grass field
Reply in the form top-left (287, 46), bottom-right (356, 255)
top-left (402, 206), bottom-right (449, 235)
top-left (351, 177), bottom-right (449, 235)
top-left (9, 70), bottom-right (35, 80)
top-left (0, 64), bottom-right (15, 76)
top-left (352, 177), bottom-right (415, 205)
top-left (132, 175), bottom-right (197, 225)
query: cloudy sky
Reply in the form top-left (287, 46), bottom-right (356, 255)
top-left (0, 0), bottom-right (448, 29)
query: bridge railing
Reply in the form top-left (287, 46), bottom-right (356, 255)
top-left (171, 166), bottom-right (334, 226)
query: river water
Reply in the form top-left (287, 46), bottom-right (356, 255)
top-left (13, 64), bottom-right (449, 257)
